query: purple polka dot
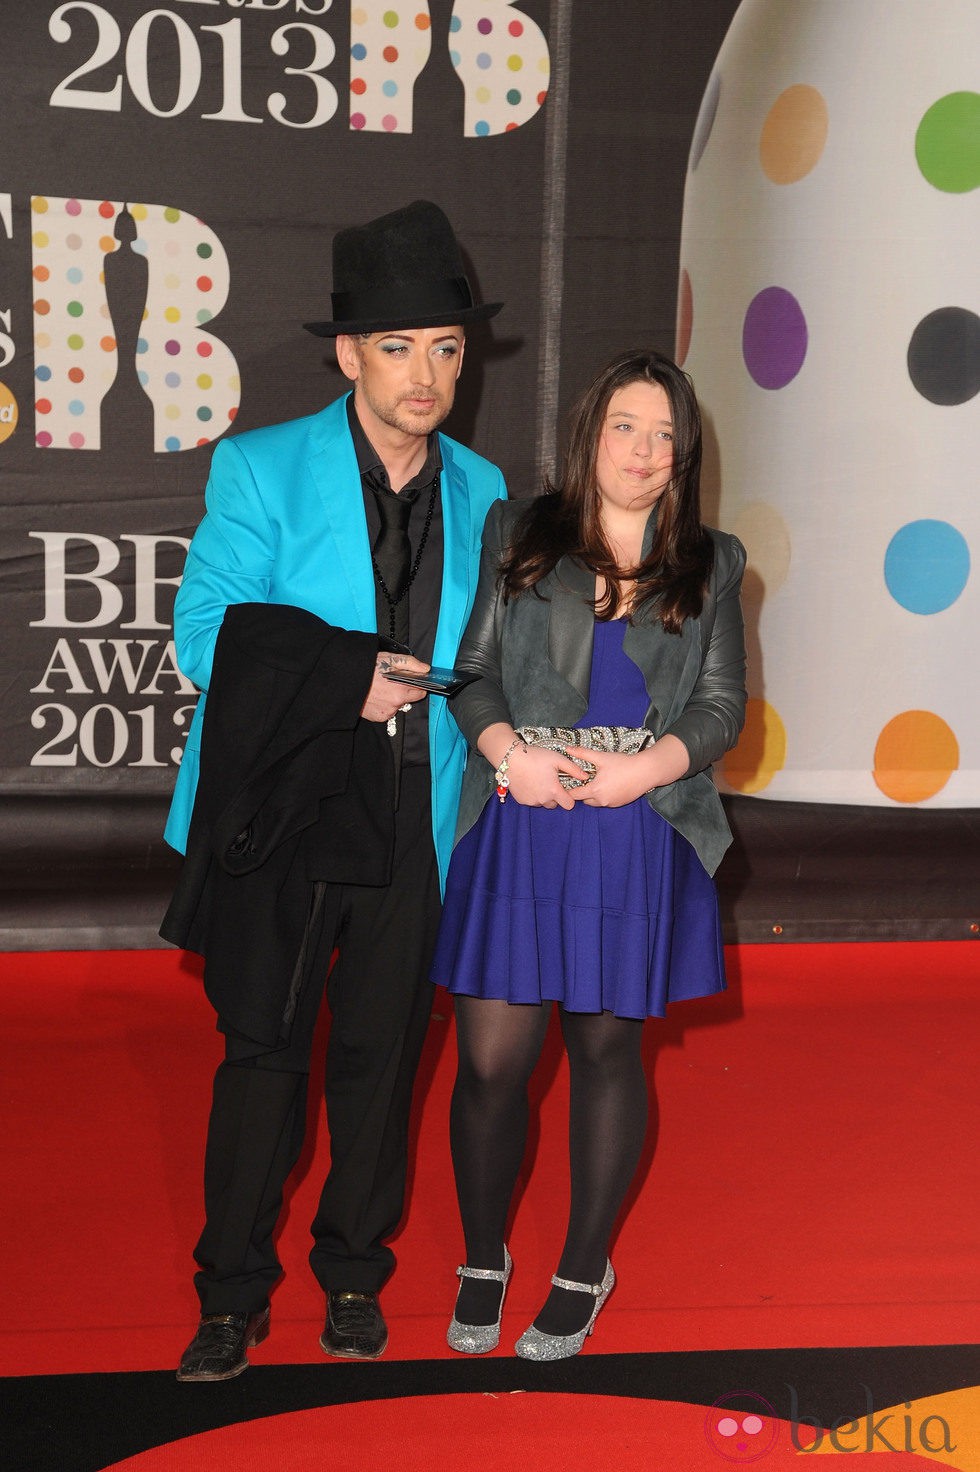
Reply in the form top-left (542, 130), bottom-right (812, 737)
top-left (350, 113), bottom-right (366, 130)
top-left (478, 17), bottom-right (493, 33)
top-left (165, 339), bottom-right (181, 356)
top-left (36, 431), bottom-right (53, 447)
top-left (742, 287), bottom-right (808, 389)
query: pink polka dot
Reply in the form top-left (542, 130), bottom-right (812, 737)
top-left (197, 342), bottom-right (213, 358)
top-left (65, 199), bottom-right (82, 216)
top-left (69, 431), bottom-right (85, 448)
top-left (351, 113), bottom-right (366, 130)
top-left (36, 431), bottom-right (53, 447)
top-left (382, 114), bottom-right (398, 131)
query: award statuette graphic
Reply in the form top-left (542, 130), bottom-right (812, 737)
top-left (101, 205), bottom-right (154, 455)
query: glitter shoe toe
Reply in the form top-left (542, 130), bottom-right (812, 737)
top-left (514, 1259), bottom-right (615, 1361)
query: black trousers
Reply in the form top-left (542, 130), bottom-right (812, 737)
top-left (193, 767), bottom-right (441, 1314)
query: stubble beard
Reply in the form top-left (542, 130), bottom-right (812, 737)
top-left (372, 391), bottom-right (451, 440)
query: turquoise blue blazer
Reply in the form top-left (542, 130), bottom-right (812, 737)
top-left (164, 392), bottom-right (507, 887)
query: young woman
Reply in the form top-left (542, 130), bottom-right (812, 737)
top-left (431, 349), bottom-right (747, 1359)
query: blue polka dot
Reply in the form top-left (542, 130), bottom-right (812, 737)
top-left (449, 15), bottom-right (461, 31)
top-left (351, 43), bottom-right (367, 60)
top-left (165, 436), bottom-right (182, 452)
top-left (166, 372), bottom-right (181, 388)
top-left (66, 267), bottom-right (83, 284)
top-left (476, 52), bottom-right (492, 69)
top-left (35, 364), bottom-right (52, 381)
top-left (474, 120), bottom-right (490, 136)
top-left (68, 399), bottom-right (85, 416)
top-left (138, 370), bottom-right (149, 386)
top-left (137, 337), bottom-right (149, 354)
top-left (884, 519), bottom-right (970, 614)
top-left (449, 49), bottom-right (461, 66)
top-left (382, 79), bottom-right (398, 97)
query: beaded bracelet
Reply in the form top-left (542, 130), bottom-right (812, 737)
top-left (493, 737), bottom-right (527, 802)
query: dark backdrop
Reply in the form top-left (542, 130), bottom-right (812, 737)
top-left (1, 1), bottom-right (976, 948)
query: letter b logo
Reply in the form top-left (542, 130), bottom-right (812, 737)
top-left (31, 195), bottom-right (239, 452)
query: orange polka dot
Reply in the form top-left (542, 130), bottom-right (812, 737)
top-left (33, 266), bottom-right (50, 282)
top-left (759, 84), bottom-right (829, 184)
top-left (383, 45), bottom-right (398, 62)
top-left (414, 12), bottom-right (430, 28)
top-left (68, 367), bottom-right (85, 383)
top-left (100, 336), bottom-right (116, 352)
top-left (99, 201), bottom-right (116, 218)
top-left (722, 699), bottom-right (786, 794)
top-left (36, 399), bottom-right (52, 414)
top-left (34, 300), bottom-right (51, 316)
top-left (351, 77), bottom-right (367, 95)
top-left (99, 236), bottom-right (115, 253)
top-left (873, 711), bottom-right (958, 803)
top-left (197, 276), bottom-right (213, 292)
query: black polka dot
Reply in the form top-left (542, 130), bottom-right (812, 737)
top-left (907, 307), bottom-right (980, 405)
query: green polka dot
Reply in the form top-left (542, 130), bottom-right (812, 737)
top-left (164, 206), bottom-right (182, 223)
top-left (383, 10), bottom-right (399, 27)
top-left (67, 301), bottom-right (83, 317)
top-left (67, 334), bottom-right (84, 350)
top-left (197, 243), bottom-right (213, 259)
top-left (507, 88), bottom-right (521, 105)
top-left (916, 92), bottom-right (980, 193)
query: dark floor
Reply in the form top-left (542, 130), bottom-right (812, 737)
top-left (1, 791), bottom-right (977, 950)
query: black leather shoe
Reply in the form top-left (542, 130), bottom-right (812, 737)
top-left (320, 1291), bottom-right (388, 1360)
top-left (176, 1307), bottom-right (271, 1382)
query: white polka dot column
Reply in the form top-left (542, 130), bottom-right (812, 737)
top-left (677, 0), bottom-right (979, 807)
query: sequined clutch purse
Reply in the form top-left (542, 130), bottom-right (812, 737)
top-left (515, 725), bottom-right (654, 790)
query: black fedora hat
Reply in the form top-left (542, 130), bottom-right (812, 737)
top-left (304, 199), bottom-right (503, 337)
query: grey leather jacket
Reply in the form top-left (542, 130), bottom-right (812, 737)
top-left (450, 498), bottom-right (747, 876)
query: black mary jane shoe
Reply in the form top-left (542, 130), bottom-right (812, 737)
top-left (176, 1307), bottom-right (271, 1382)
top-left (320, 1291), bottom-right (388, 1360)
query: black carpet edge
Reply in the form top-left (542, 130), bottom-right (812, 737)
top-left (6, 1343), bottom-right (979, 1472)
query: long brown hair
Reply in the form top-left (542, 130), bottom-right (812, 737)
top-left (500, 350), bottom-right (714, 632)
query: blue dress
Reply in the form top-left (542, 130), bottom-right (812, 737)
top-left (431, 619), bottom-right (726, 1019)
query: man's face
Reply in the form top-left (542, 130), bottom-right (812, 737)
top-left (336, 326), bottom-right (465, 441)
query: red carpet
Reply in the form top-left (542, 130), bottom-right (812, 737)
top-left (1, 941), bottom-right (978, 1376)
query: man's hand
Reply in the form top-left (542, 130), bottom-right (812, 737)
top-left (360, 652), bottom-right (430, 724)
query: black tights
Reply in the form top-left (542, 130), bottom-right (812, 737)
top-left (450, 996), bottom-right (648, 1336)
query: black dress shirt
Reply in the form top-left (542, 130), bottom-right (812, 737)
top-left (346, 397), bottom-right (444, 768)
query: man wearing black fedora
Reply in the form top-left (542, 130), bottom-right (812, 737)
top-left (162, 201), bottom-right (506, 1377)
